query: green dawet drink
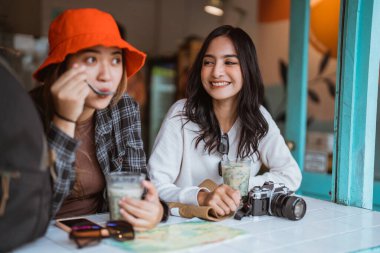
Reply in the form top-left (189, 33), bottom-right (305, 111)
top-left (221, 160), bottom-right (251, 197)
top-left (106, 172), bottom-right (145, 220)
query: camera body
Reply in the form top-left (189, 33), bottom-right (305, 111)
top-left (234, 181), bottom-right (306, 221)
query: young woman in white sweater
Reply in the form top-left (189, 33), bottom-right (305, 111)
top-left (148, 25), bottom-right (302, 216)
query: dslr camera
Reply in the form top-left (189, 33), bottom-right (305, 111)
top-left (234, 181), bottom-right (306, 221)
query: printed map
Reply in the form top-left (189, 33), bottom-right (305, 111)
top-left (107, 220), bottom-right (247, 252)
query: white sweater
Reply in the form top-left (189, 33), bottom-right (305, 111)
top-left (148, 99), bottom-right (302, 206)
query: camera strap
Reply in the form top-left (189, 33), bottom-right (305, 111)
top-left (267, 189), bottom-right (275, 215)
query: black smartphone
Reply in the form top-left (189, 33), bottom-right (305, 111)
top-left (55, 217), bottom-right (101, 232)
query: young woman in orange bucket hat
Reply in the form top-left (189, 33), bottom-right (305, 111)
top-left (30, 8), bottom-right (167, 231)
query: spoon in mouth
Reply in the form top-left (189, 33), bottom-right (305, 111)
top-left (85, 80), bottom-right (115, 96)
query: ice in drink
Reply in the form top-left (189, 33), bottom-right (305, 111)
top-left (221, 160), bottom-right (251, 197)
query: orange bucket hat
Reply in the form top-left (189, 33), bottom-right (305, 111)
top-left (33, 8), bottom-right (146, 82)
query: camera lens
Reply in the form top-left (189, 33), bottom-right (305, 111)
top-left (285, 196), bottom-right (306, 220)
top-left (270, 194), bottom-right (288, 217)
top-left (270, 194), bottom-right (307, 220)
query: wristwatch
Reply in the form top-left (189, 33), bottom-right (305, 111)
top-left (159, 199), bottom-right (169, 222)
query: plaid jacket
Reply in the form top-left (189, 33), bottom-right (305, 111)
top-left (31, 88), bottom-right (146, 216)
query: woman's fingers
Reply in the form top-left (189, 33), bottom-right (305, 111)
top-left (52, 71), bottom-right (88, 97)
top-left (51, 64), bottom-right (89, 101)
top-left (50, 65), bottom-right (91, 122)
top-left (76, 80), bottom-right (91, 98)
top-left (220, 194), bottom-right (238, 212)
top-left (224, 186), bottom-right (241, 206)
top-left (119, 195), bottom-right (163, 232)
top-left (141, 180), bottom-right (159, 202)
top-left (53, 64), bottom-right (86, 90)
top-left (119, 198), bottom-right (151, 230)
top-left (119, 197), bottom-right (152, 217)
top-left (119, 208), bottom-right (150, 232)
top-left (208, 196), bottom-right (230, 216)
top-left (208, 201), bottom-right (226, 216)
top-left (204, 185), bottom-right (241, 216)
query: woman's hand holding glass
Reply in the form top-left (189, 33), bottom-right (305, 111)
top-left (197, 184), bottom-right (240, 216)
top-left (118, 180), bottom-right (163, 232)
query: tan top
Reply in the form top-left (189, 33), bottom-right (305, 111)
top-left (56, 115), bottom-right (105, 219)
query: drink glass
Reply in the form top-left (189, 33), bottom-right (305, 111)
top-left (106, 172), bottom-right (145, 220)
top-left (221, 160), bottom-right (251, 197)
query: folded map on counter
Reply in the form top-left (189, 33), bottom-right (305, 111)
top-left (106, 220), bottom-right (249, 252)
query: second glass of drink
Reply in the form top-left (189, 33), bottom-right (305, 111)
top-left (221, 160), bottom-right (251, 197)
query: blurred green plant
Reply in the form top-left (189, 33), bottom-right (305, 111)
top-left (273, 51), bottom-right (336, 126)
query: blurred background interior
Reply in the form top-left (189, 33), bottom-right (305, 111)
top-left (0, 0), bottom-right (379, 207)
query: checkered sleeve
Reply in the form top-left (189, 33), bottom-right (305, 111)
top-left (47, 123), bottom-right (80, 216)
top-left (120, 96), bottom-right (147, 174)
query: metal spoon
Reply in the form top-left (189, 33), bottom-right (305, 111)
top-left (85, 80), bottom-right (115, 96)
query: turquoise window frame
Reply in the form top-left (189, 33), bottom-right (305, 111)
top-left (286, 0), bottom-right (380, 210)
top-left (332, 0), bottom-right (379, 209)
top-left (285, 0), bottom-right (309, 172)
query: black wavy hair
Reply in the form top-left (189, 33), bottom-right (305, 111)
top-left (184, 25), bottom-right (269, 159)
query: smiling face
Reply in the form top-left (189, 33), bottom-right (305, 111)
top-left (201, 36), bottom-right (243, 105)
top-left (67, 45), bottom-right (124, 110)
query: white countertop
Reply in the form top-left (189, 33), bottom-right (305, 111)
top-left (14, 196), bottom-right (380, 253)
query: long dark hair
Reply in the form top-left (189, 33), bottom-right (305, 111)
top-left (184, 25), bottom-right (269, 159)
